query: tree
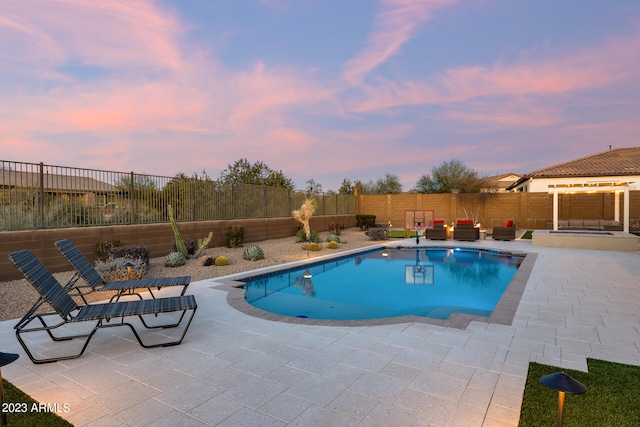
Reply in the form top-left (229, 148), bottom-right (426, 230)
top-left (361, 173), bottom-right (403, 194)
top-left (415, 159), bottom-right (481, 194)
top-left (375, 173), bottom-right (403, 194)
top-left (218, 158), bottom-right (294, 190)
top-left (338, 179), bottom-right (354, 195)
top-left (338, 179), bottom-right (365, 195)
top-left (304, 179), bottom-right (323, 196)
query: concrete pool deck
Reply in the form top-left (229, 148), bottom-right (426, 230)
top-left (1, 237), bottom-right (639, 426)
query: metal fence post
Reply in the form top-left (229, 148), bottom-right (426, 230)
top-left (190, 178), bottom-right (195, 221)
top-left (129, 172), bottom-right (135, 224)
top-left (38, 162), bottom-right (44, 229)
top-left (232, 183), bottom-right (236, 219)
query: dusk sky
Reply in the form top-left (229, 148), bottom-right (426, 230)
top-left (2, 1), bottom-right (639, 191)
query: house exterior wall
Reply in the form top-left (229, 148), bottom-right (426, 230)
top-left (515, 175), bottom-right (640, 193)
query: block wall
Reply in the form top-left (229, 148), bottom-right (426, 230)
top-left (0, 215), bottom-right (356, 282)
top-left (357, 192), bottom-right (640, 230)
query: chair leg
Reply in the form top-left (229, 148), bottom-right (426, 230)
top-left (127, 307), bottom-right (198, 348)
top-left (15, 327), bottom-right (97, 365)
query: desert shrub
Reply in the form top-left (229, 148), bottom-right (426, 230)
top-left (367, 228), bottom-right (388, 240)
top-left (95, 240), bottom-right (120, 261)
top-left (215, 255), bottom-right (229, 266)
top-left (104, 209), bottom-right (140, 225)
top-left (225, 226), bottom-right (244, 248)
top-left (109, 244), bottom-right (150, 265)
top-left (44, 200), bottom-right (103, 227)
top-left (356, 214), bottom-right (376, 230)
top-left (94, 256), bottom-right (147, 280)
top-left (328, 222), bottom-right (342, 235)
top-left (296, 228), bottom-right (320, 243)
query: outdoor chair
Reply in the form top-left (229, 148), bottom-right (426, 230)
top-left (454, 220), bottom-right (479, 241)
top-left (55, 239), bottom-right (190, 302)
top-left (426, 220), bottom-right (447, 240)
top-left (8, 249), bottom-right (197, 364)
top-left (493, 221), bottom-right (516, 241)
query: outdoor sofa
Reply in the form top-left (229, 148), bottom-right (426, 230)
top-left (454, 220), bottom-right (479, 241)
top-left (546, 220), bottom-right (623, 231)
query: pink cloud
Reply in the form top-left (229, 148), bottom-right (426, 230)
top-left (439, 98), bottom-right (566, 130)
top-left (342, 0), bottom-right (458, 86)
top-left (347, 31), bottom-right (640, 132)
top-left (226, 62), bottom-right (334, 132)
top-left (0, 0), bottom-right (184, 74)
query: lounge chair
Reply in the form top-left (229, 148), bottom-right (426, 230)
top-left (426, 220), bottom-right (447, 240)
top-left (8, 249), bottom-right (197, 364)
top-left (493, 221), bottom-right (516, 241)
top-left (55, 239), bottom-right (190, 302)
top-left (454, 220), bottom-right (479, 241)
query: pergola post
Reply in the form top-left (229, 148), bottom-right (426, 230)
top-left (614, 191), bottom-right (620, 222)
top-left (553, 188), bottom-right (559, 231)
top-left (624, 187), bottom-right (630, 233)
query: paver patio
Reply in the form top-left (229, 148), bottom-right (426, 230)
top-left (1, 237), bottom-right (639, 426)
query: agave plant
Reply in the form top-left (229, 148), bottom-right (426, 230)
top-left (164, 251), bottom-right (186, 267)
top-left (243, 245), bottom-right (265, 261)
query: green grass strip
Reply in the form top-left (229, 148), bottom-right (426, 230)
top-left (521, 230), bottom-right (533, 239)
top-left (387, 229), bottom-right (415, 238)
top-left (519, 359), bottom-right (640, 426)
top-left (2, 379), bottom-right (73, 426)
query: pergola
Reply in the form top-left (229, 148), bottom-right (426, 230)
top-left (547, 181), bottom-right (635, 233)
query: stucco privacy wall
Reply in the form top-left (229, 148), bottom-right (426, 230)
top-left (0, 215), bottom-right (356, 282)
top-left (356, 192), bottom-right (640, 230)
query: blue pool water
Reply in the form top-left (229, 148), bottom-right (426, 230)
top-left (242, 247), bottom-right (524, 321)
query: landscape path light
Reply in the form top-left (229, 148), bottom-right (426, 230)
top-left (540, 371), bottom-right (586, 427)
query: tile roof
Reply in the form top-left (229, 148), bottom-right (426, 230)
top-left (0, 170), bottom-right (119, 192)
top-left (525, 147), bottom-right (640, 178)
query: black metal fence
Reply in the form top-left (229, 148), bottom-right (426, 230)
top-left (0, 160), bottom-right (355, 231)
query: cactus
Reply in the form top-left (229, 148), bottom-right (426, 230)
top-left (215, 255), bottom-right (229, 266)
top-left (193, 231), bottom-right (213, 258)
top-left (243, 245), bottom-right (264, 261)
top-left (309, 242), bottom-right (320, 251)
top-left (328, 240), bottom-right (339, 249)
top-left (168, 205), bottom-right (188, 257)
top-left (168, 205), bottom-right (212, 259)
top-left (164, 251), bottom-right (186, 267)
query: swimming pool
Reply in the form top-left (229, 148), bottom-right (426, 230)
top-left (241, 247), bottom-right (526, 322)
